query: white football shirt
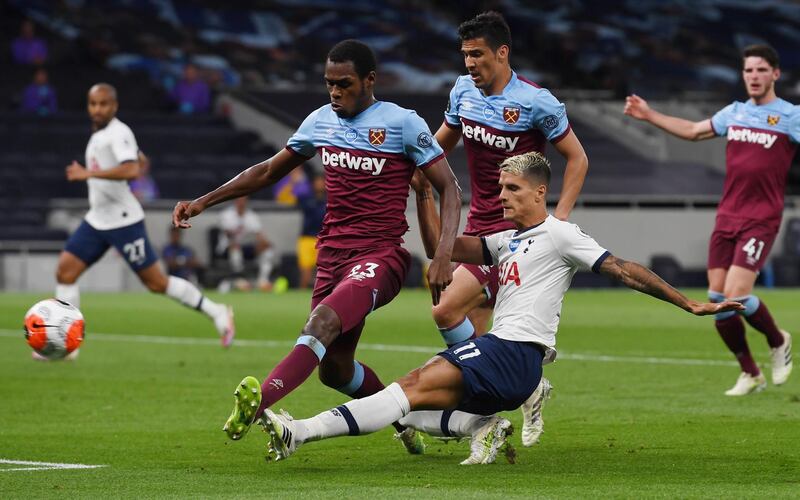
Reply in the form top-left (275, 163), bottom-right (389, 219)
top-left (217, 206), bottom-right (263, 250)
top-left (83, 117), bottom-right (143, 230)
top-left (481, 215), bottom-right (610, 364)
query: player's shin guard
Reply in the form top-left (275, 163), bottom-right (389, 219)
top-left (735, 295), bottom-right (785, 348)
top-left (55, 283), bottom-right (80, 308)
top-left (298, 383), bottom-right (410, 444)
top-left (335, 360), bottom-right (387, 399)
top-left (438, 318), bottom-right (477, 347)
top-left (399, 410), bottom-right (492, 438)
top-left (257, 336), bottom-right (325, 417)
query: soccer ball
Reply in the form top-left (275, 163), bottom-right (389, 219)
top-left (24, 299), bottom-right (85, 360)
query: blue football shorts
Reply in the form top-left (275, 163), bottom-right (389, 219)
top-left (438, 334), bottom-right (544, 415)
top-left (64, 219), bottom-right (158, 272)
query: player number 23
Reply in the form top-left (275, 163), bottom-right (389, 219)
top-left (453, 341), bottom-right (481, 361)
top-left (123, 238), bottom-right (146, 264)
top-left (742, 238), bottom-right (765, 261)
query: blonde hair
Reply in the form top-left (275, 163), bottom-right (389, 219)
top-left (499, 151), bottom-right (551, 184)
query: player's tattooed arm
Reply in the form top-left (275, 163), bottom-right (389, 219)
top-left (173, 149), bottom-right (305, 228)
top-left (411, 170), bottom-right (440, 260)
top-left (598, 255), bottom-right (744, 316)
top-left (552, 130), bottom-right (588, 220)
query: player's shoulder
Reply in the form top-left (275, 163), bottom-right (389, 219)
top-left (772, 98), bottom-right (800, 116)
top-left (509, 73), bottom-right (556, 102)
top-left (108, 117), bottom-right (135, 135)
top-left (304, 104), bottom-right (332, 123)
top-left (542, 216), bottom-right (590, 241)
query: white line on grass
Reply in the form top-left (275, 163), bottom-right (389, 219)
top-left (0, 329), bottom-right (738, 368)
top-left (0, 459), bottom-right (107, 472)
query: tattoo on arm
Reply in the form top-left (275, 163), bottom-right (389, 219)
top-left (599, 255), bottom-right (689, 311)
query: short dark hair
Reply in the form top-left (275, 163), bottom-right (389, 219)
top-left (458, 11), bottom-right (512, 52)
top-left (327, 39), bottom-right (377, 79)
top-left (743, 44), bottom-right (779, 69)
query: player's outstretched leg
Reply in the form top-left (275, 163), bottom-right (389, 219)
top-left (223, 376), bottom-right (262, 440)
top-left (735, 295), bottom-right (793, 385)
top-left (520, 377), bottom-right (553, 446)
top-left (460, 416), bottom-right (516, 465)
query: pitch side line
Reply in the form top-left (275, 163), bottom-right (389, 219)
top-left (0, 459), bottom-right (107, 472)
top-left (0, 329), bottom-right (738, 367)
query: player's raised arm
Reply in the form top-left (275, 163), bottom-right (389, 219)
top-left (172, 149), bottom-right (305, 228)
top-left (420, 157), bottom-right (462, 305)
top-left (623, 94), bottom-right (716, 141)
top-left (597, 254), bottom-right (744, 316)
top-left (551, 129), bottom-right (588, 220)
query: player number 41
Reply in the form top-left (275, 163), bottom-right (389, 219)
top-left (742, 237), bottom-right (765, 261)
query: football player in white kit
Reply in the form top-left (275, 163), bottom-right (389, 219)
top-left (51, 83), bottom-right (235, 358)
top-left (249, 151), bottom-right (743, 465)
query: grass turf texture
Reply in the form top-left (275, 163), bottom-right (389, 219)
top-left (1, 289), bottom-right (798, 499)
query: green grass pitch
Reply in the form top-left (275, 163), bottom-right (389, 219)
top-left (1, 289), bottom-right (798, 498)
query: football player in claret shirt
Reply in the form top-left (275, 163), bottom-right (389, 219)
top-left (413, 11), bottom-right (589, 446)
top-left (257, 151), bottom-right (741, 465)
top-left (172, 40), bottom-right (462, 451)
top-left (54, 83), bottom-right (234, 360)
top-left (625, 44), bottom-right (797, 396)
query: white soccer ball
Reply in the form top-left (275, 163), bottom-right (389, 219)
top-left (24, 299), bottom-right (85, 360)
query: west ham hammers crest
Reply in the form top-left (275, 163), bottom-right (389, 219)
top-left (767, 115), bottom-right (780, 126)
top-left (503, 107), bottom-right (520, 124)
top-left (369, 128), bottom-right (386, 146)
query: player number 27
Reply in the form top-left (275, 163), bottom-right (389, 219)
top-left (123, 238), bottom-right (146, 264)
top-left (453, 341), bottom-right (481, 361)
top-left (742, 238), bottom-right (765, 262)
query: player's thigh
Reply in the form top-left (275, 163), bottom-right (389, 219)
top-left (723, 265), bottom-right (758, 298)
top-left (135, 261), bottom-right (169, 293)
top-left (707, 268), bottom-right (727, 292)
top-left (433, 265), bottom-right (491, 323)
top-left (107, 221), bottom-right (159, 273)
top-left (60, 220), bottom-right (110, 281)
top-left (55, 250), bottom-right (89, 284)
top-left (319, 248), bottom-right (409, 333)
top-left (398, 356), bottom-right (465, 410)
top-left (467, 305), bottom-right (493, 336)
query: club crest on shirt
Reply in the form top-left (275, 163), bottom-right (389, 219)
top-left (503, 106), bottom-right (520, 124)
top-left (369, 128), bottom-right (386, 146)
top-left (767, 115), bottom-right (780, 126)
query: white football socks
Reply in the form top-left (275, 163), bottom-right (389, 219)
top-left (399, 410), bottom-right (492, 438)
top-left (166, 276), bottom-right (223, 319)
top-left (229, 247), bottom-right (244, 273)
top-left (257, 248), bottom-right (275, 283)
top-left (295, 383), bottom-right (410, 445)
top-left (55, 283), bottom-right (80, 308)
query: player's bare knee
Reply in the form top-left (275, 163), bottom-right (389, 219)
top-left (55, 267), bottom-right (78, 284)
top-left (303, 306), bottom-right (341, 346)
top-left (432, 302), bottom-right (463, 328)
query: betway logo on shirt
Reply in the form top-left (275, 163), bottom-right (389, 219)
top-left (727, 128), bottom-right (778, 149)
top-left (321, 147), bottom-right (386, 176)
top-left (462, 123), bottom-right (519, 152)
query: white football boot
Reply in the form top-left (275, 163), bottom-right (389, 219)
top-left (460, 416), bottom-right (516, 465)
top-left (261, 409), bottom-right (298, 461)
top-left (770, 330), bottom-right (793, 385)
top-left (724, 372), bottom-right (767, 396)
top-left (520, 377), bottom-right (553, 447)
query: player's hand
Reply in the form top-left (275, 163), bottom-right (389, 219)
top-left (623, 94), bottom-right (651, 120)
top-left (427, 255), bottom-right (453, 306)
top-left (65, 161), bottom-right (90, 181)
top-left (172, 200), bottom-right (204, 228)
top-left (687, 299), bottom-right (744, 316)
top-left (410, 169), bottom-right (433, 194)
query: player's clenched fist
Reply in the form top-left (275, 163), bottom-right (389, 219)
top-left (66, 160), bottom-right (90, 181)
top-left (623, 94), bottom-right (651, 120)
